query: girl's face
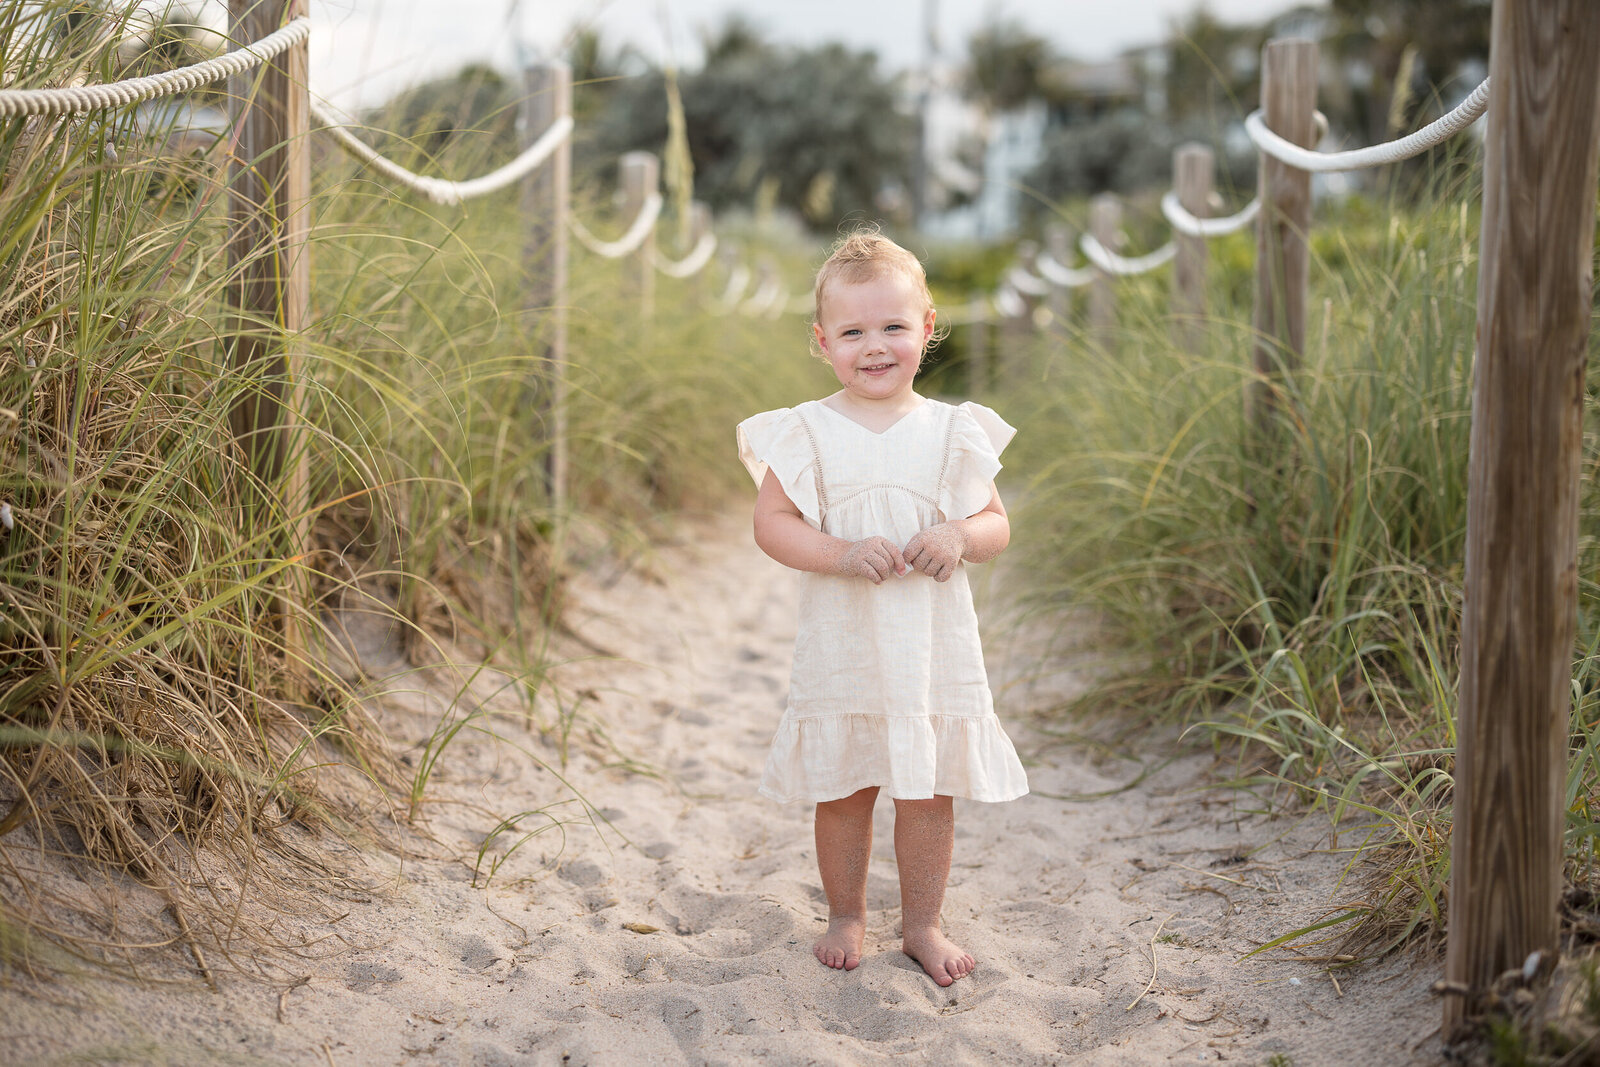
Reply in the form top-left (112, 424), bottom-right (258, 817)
top-left (812, 271), bottom-right (935, 407)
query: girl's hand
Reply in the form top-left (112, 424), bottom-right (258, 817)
top-left (833, 537), bottom-right (909, 584)
top-left (903, 523), bottom-right (970, 583)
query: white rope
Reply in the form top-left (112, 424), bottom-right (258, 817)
top-left (1245, 77), bottom-right (1490, 173)
top-left (740, 271), bottom-right (785, 317)
top-left (1160, 191), bottom-right (1261, 237)
top-left (0, 17), bottom-right (311, 117)
top-left (652, 231), bottom-right (717, 278)
top-left (993, 286), bottom-right (1027, 319)
top-left (1006, 265), bottom-right (1051, 297)
top-left (568, 193), bottom-right (663, 258)
top-left (1081, 233), bottom-right (1176, 276)
top-left (714, 263), bottom-right (751, 311)
top-left (1035, 252), bottom-right (1095, 288)
top-left (312, 102), bottom-right (573, 206)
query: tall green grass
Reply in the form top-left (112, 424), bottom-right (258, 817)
top-left (0, 0), bottom-right (816, 975)
top-left (1007, 161), bottom-right (1598, 951)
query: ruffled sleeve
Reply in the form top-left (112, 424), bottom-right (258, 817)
top-left (736, 407), bottom-right (824, 528)
top-left (938, 401), bottom-right (1016, 521)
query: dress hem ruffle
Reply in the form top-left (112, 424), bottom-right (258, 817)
top-left (758, 711), bottom-right (1030, 806)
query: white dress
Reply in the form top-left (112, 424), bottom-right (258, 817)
top-left (736, 397), bottom-right (1030, 804)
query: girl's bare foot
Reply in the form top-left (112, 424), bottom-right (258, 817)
top-left (901, 926), bottom-right (975, 986)
top-left (814, 915), bottom-right (866, 970)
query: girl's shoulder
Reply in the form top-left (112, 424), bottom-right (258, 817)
top-left (739, 399), bottom-right (828, 428)
top-left (737, 404), bottom-right (829, 525)
top-left (736, 403), bottom-right (824, 484)
top-left (937, 399), bottom-right (1016, 455)
top-left (937, 400), bottom-right (1016, 520)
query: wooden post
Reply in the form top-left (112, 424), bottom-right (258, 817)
top-left (1018, 240), bottom-right (1045, 329)
top-left (522, 60), bottom-right (571, 513)
top-left (1172, 142), bottom-right (1213, 343)
top-left (968, 294), bottom-right (989, 395)
top-left (687, 199), bottom-right (711, 306)
top-left (1088, 193), bottom-right (1119, 343)
top-left (1045, 222), bottom-right (1073, 330)
top-left (619, 151), bottom-right (659, 320)
top-left (998, 241), bottom-right (1037, 388)
top-left (226, 0), bottom-right (310, 674)
top-left (1444, 0), bottom-right (1600, 1031)
top-left (1248, 38), bottom-right (1318, 427)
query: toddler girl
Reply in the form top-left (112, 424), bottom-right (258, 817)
top-left (736, 229), bottom-right (1028, 987)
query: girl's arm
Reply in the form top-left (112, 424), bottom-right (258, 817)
top-left (753, 469), bottom-right (908, 584)
top-left (903, 484), bottom-right (1010, 582)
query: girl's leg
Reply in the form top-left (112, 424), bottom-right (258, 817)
top-left (813, 786), bottom-right (878, 970)
top-left (892, 795), bottom-right (974, 987)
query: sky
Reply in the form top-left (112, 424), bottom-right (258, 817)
top-left (306, 0), bottom-right (1322, 113)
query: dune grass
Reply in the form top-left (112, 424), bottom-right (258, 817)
top-left (1004, 158), bottom-right (1600, 953)
top-left (0, 1), bottom-right (817, 978)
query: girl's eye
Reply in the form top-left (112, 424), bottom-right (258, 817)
top-left (842, 329), bottom-right (860, 338)
top-left (885, 324), bottom-right (902, 332)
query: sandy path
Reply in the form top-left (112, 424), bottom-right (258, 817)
top-left (7, 513), bottom-right (1445, 1065)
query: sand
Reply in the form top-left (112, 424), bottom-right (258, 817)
top-left (3, 511), bottom-right (1447, 1065)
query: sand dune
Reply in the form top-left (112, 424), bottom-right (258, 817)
top-left (5, 512), bottom-right (1442, 1065)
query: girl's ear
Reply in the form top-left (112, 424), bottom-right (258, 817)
top-left (812, 321), bottom-right (827, 352)
top-left (923, 308), bottom-right (936, 341)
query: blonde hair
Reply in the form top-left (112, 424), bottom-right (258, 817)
top-left (812, 227), bottom-right (945, 351)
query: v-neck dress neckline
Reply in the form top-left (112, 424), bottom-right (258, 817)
top-left (811, 396), bottom-right (928, 437)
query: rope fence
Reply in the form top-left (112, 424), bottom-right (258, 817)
top-left (1244, 77), bottom-right (1489, 172)
top-left (312, 100), bottom-right (574, 206)
top-left (653, 231), bottom-right (717, 278)
top-left (972, 68), bottom-right (1493, 349)
top-left (0, 16), bottom-right (311, 116)
top-left (568, 192), bottom-right (663, 259)
top-left (0, 10), bottom-right (1514, 465)
top-left (0, 20), bottom-right (1517, 483)
top-left (1078, 234), bottom-right (1177, 276)
top-left (714, 263), bottom-right (752, 312)
top-left (5, 13), bottom-right (1491, 341)
top-left (1160, 192), bottom-right (1259, 237)
top-left (1034, 252), bottom-right (1094, 289)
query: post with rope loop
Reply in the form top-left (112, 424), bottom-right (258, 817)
top-left (522, 60), bottom-right (571, 515)
top-left (1045, 222), bottom-right (1074, 330)
top-left (1088, 194), bottom-right (1119, 344)
top-left (1248, 38), bottom-right (1318, 429)
top-left (620, 151), bottom-right (660, 320)
top-left (1172, 143), bottom-right (1213, 344)
top-left (1444, 0), bottom-right (1600, 1033)
top-left (226, 0), bottom-right (311, 682)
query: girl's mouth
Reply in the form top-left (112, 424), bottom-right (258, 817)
top-left (862, 362), bottom-right (894, 373)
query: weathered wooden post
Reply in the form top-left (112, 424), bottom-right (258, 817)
top-left (1000, 242), bottom-right (1037, 387)
top-left (522, 59), bottom-right (571, 513)
top-left (1172, 142), bottom-right (1213, 343)
top-left (687, 199), bottom-right (712, 305)
top-left (619, 151), bottom-right (659, 320)
top-left (226, 0), bottom-right (310, 672)
top-left (1088, 193), bottom-right (1119, 343)
top-left (1045, 221), bottom-right (1074, 330)
top-left (1247, 38), bottom-right (1318, 427)
top-left (1444, 0), bottom-right (1600, 1032)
